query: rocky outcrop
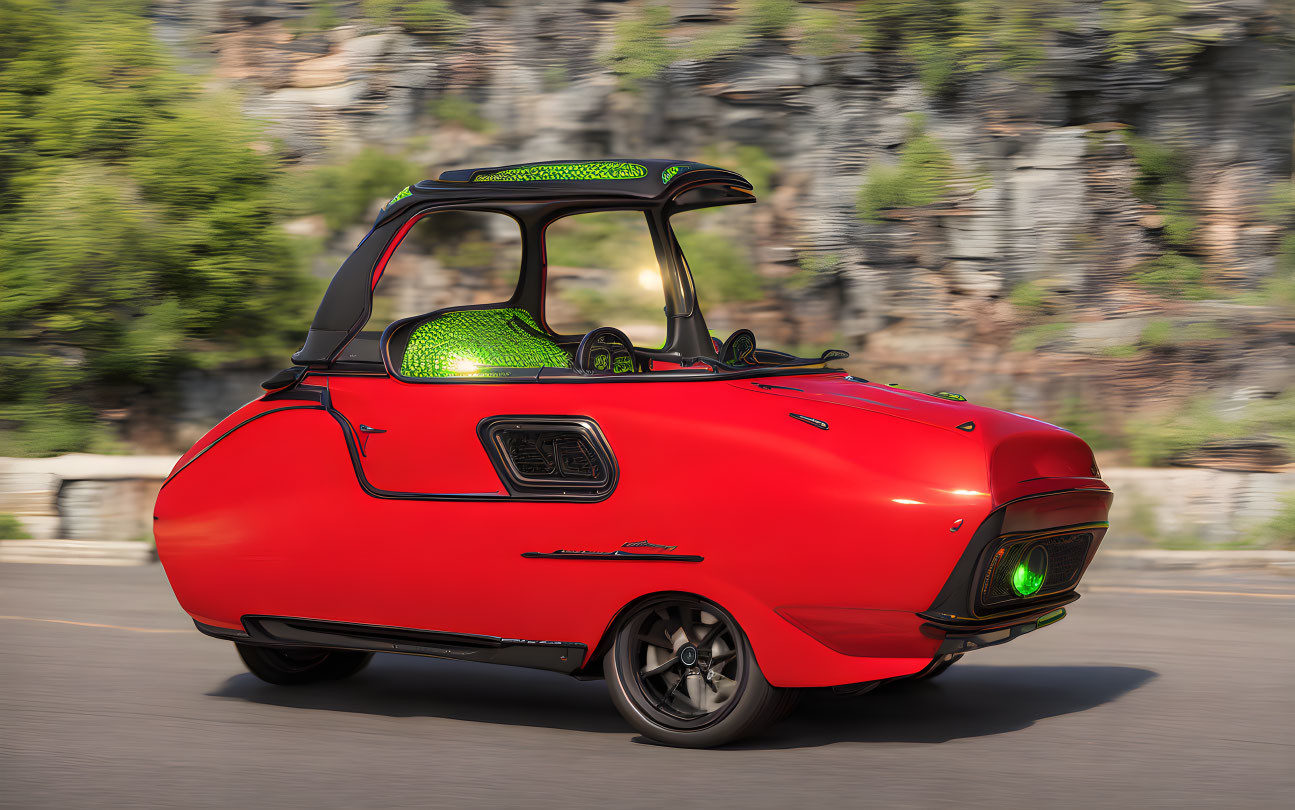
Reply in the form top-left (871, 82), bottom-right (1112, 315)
top-left (152, 1), bottom-right (1294, 459)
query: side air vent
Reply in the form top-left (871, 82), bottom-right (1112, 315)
top-left (477, 416), bottom-right (618, 500)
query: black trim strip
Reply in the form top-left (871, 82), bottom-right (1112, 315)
top-left (238, 615), bottom-right (586, 673)
top-left (521, 550), bottom-right (703, 562)
top-left (326, 407), bottom-right (587, 503)
top-left (161, 406), bottom-right (323, 492)
top-left (262, 384), bottom-right (325, 403)
top-left (194, 620), bottom-right (251, 641)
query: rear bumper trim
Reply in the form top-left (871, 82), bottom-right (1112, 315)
top-left (922, 604), bottom-right (1070, 656)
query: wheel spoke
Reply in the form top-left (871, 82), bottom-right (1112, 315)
top-left (672, 605), bottom-right (695, 645)
top-left (636, 632), bottom-right (672, 650)
top-left (655, 674), bottom-right (683, 711)
top-left (656, 607), bottom-right (679, 638)
top-left (641, 655), bottom-right (679, 678)
top-left (709, 650), bottom-right (737, 671)
top-left (698, 621), bottom-right (726, 649)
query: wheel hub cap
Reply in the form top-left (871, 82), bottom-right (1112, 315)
top-left (679, 645), bottom-right (698, 667)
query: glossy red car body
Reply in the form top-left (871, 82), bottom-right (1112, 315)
top-left (155, 159), bottom-right (1111, 693)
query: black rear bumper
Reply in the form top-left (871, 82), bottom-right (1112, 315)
top-left (919, 596), bottom-right (1075, 656)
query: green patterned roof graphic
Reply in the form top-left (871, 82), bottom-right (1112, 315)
top-left (400, 308), bottom-right (572, 378)
top-left (472, 162), bottom-right (647, 182)
top-left (661, 165), bottom-right (688, 184)
top-left (387, 186), bottom-right (411, 207)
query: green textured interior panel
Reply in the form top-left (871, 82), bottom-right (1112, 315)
top-left (400, 308), bottom-right (572, 378)
top-left (473, 162), bottom-right (647, 182)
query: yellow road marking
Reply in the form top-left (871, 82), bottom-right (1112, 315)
top-left (1086, 586), bottom-right (1295, 600)
top-left (0, 615), bottom-right (190, 633)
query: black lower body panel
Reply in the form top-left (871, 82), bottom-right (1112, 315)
top-left (197, 616), bottom-right (586, 674)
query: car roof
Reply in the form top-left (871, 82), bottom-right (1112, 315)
top-left (385, 159), bottom-right (751, 209)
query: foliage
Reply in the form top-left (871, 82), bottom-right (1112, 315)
top-left (1124, 390), bottom-right (1295, 466)
top-left (610, 1), bottom-right (850, 81)
top-left (0, 513), bottom-right (31, 539)
top-left (1053, 396), bottom-right (1119, 451)
top-left (680, 25), bottom-right (751, 62)
top-left (602, 4), bottom-right (673, 89)
top-left (361, 0), bottom-right (468, 40)
top-left (673, 223), bottom-right (764, 305)
top-left (856, 0), bottom-right (1207, 96)
top-left (1007, 280), bottom-right (1060, 315)
top-left (1131, 253), bottom-right (1212, 299)
top-left (1244, 492), bottom-right (1295, 550)
top-left (745, 0), bottom-right (800, 39)
top-left (290, 1), bottom-right (341, 34)
top-left (0, 1), bottom-right (316, 456)
top-left (797, 8), bottom-right (854, 57)
top-left (284, 148), bottom-right (416, 231)
top-left (1257, 185), bottom-right (1295, 309)
top-left (857, 0), bottom-right (1066, 95)
top-left (857, 115), bottom-right (957, 222)
top-left (701, 143), bottom-right (779, 194)
top-left (1010, 321), bottom-right (1070, 352)
top-left (1102, 0), bottom-right (1209, 69)
top-left (545, 211), bottom-right (657, 273)
top-left (428, 95), bottom-right (494, 134)
top-left (1127, 135), bottom-right (1194, 242)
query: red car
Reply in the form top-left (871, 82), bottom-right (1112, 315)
top-left (154, 159), bottom-right (1111, 748)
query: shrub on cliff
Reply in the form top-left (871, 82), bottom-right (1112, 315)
top-left (0, 0), bottom-right (314, 456)
top-left (856, 115), bottom-right (958, 221)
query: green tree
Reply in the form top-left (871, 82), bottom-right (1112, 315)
top-left (0, 1), bottom-right (313, 456)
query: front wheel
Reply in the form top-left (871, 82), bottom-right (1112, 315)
top-left (235, 643), bottom-right (373, 685)
top-left (604, 596), bottom-right (797, 748)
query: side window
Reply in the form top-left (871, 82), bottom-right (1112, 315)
top-left (543, 210), bottom-right (667, 348)
top-left (368, 210), bottom-right (522, 329)
top-left (668, 207), bottom-right (761, 339)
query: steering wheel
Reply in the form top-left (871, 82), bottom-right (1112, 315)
top-left (575, 327), bottom-right (640, 375)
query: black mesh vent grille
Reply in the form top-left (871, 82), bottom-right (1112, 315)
top-left (977, 530), bottom-right (1094, 613)
top-left (478, 416), bottom-right (617, 500)
top-left (499, 430), bottom-right (603, 482)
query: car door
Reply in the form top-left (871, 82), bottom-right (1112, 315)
top-left (325, 374), bottom-right (630, 647)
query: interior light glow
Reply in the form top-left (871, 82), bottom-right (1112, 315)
top-left (892, 498), bottom-right (923, 505)
top-left (451, 358), bottom-right (480, 374)
top-left (637, 269), bottom-right (659, 291)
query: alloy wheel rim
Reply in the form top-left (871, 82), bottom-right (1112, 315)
top-left (622, 599), bottom-right (747, 730)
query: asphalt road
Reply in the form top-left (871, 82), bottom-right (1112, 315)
top-left (2, 562), bottom-right (1292, 809)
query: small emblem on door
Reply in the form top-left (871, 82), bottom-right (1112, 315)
top-left (622, 541), bottom-right (678, 551)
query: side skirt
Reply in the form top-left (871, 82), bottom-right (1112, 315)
top-left (195, 616), bottom-right (586, 674)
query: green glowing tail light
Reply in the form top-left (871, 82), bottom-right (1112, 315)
top-left (1010, 545), bottom-right (1050, 597)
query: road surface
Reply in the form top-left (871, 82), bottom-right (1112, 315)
top-left (2, 562), bottom-right (1292, 808)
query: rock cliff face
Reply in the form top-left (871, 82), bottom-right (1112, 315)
top-left (154, 0), bottom-right (1294, 459)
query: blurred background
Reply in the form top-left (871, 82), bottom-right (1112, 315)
top-left (2, 4), bottom-right (1294, 805)
top-left (1, 0), bottom-right (1293, 551)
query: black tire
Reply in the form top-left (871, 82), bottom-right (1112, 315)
top-left (913, 653), bottom-right (962, 681)
top-left (604, 595), bottom-right (798, 748)
top-left (235, 643), bottom-right (373, 685)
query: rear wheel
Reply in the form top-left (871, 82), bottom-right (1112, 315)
top-left (235, 643), bottom-right (373, 685)
top-left (604, 596), bottom-right (797, 748)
